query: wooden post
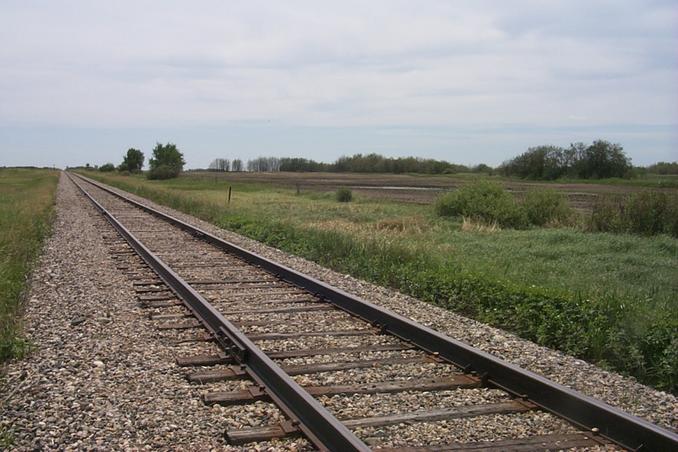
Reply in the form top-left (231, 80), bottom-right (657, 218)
top-left (228, 186), bottom-right (232, 204)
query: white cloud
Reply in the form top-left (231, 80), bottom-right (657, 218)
top-left (0, 0), bottom-right (676, 164)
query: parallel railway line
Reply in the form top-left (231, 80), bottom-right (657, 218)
top-left (67, 172), bottom-right (677, 451)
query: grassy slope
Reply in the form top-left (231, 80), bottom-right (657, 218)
top-left (82, 171), bottom-right (678, 391)
top-left (0, 168), bottom-right (59, 361)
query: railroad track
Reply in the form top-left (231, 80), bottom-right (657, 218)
top-left (67, 172), bottom-right (677, 451)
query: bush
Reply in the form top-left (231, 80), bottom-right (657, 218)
top-left (148, 143), bottom-right (184, 180)
top-left (147, 164), bottom-right (180, 180)
top-left (99, 163), bottom-right (115, 172)
top-left (522, 189), bottom-right (573, 226)
top-left (589, 191), bottom-right (678, 237)
top-left (590, 195), bottom-right (625, 233)
top-left (336, 188), bottom-right (353, 202)
top-left (435, 181), bottom-right (527, 228)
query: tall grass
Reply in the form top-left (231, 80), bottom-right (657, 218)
top-left (435, 181), bottom-right (573, 228)
top-left (590, 191), bottom-right (678, 237)
top-left (0, 169), bottom-right (59, 361)
top-left (82, 171), bottom-right (678, 391)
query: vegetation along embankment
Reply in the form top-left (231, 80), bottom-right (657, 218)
top-left (80, 170), bottom-right (678, 393)
top-left (0, 168), bottom-right (59, 361)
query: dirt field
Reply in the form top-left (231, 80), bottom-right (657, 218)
top-left (188, 171), bottom-right (673, 211)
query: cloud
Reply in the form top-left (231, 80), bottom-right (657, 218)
top-left (0, 0), bottom-right (676, 165)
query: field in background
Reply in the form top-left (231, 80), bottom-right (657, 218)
top-left (185, 170), bottom-right (678, 211)
top-left (0, 168), bottom-right (59, 361)
top-left (80, 170), bottom-right (678, 392)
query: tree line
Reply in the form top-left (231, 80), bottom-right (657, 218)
top-left (209, 153), bottom-right (484, 174)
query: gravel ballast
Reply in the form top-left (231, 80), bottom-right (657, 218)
top-left (1, 172), bottom-right (675, 450)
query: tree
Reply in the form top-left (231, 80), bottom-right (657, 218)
top-left (208, 158), bottom-right (230, 171)
top-left (119, 148), bottom-right (144, 172)
top-left (99, 163), bottom-right (115, 172)
top-left (148, 142), bottom-right (185, 180)
top-left (231, 159), bottom-right (243, 172)
top-left (578, 140), bottom-right (631, 179)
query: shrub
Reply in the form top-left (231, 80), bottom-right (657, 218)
top-left (148, 142), bottom-right (184, 180)
top-left (589, 195), bottom-right (625, 233)
top-left (336, 188), bottom-right (353, 202)
top-left (522, 189), bottom-right (573, 226)
top-left (147, 164), bottom-right (180, 180)
top-left (589, 191), bottom-right (678, 237)
top-left (626, 191), bottom-right (671, 236)
top-left (435, 181), bottom-right (528, 228)
top-left (99, 163), bottom-right (115, 172)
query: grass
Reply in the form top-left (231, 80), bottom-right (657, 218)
top-left (80, 170), bottom-right (678, 392)
top-left (0, 168), bottom-right (59, 362)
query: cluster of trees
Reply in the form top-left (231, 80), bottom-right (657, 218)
top-left (646, 161), bottom-right (678, 175)
top-left (208, 158), bottom-right (243, 172)
top-left (247, 157), bottom-right (282, 172)
top-left (91, 143), bottom-right (185, 180)
top-left (499, 140), bottom-right (632, 180)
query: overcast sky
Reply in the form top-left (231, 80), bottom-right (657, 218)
top-left (1, 1), bottom-right (676, 169)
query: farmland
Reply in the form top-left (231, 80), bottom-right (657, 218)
top-left (81, 170), bottom-right (678, 391)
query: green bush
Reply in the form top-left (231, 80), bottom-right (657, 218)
top-left (522, 189), bottom-right (573, 226)
top-left (147, 164), bottom-right (180, 180)
top-left (590, 191), bottom-right (678, 237)
top-left (336, 188), bottom-right (353, 202)
top-left (435, 181), bottom-right (527, 228)
top-left (99, 163), bottom-right (115, 172)
top-left (147, 142), bottom-right (184, 180)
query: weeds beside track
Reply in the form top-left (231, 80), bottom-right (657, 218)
top-left (0, 168), bottom-right (59, 361)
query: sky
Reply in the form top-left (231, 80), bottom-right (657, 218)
top-left (1, 0), bottom-right (676, 169)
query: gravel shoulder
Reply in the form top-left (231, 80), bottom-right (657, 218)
top-left (1, 172), bottom-right (675, 450)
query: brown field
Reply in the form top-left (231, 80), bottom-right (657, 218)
top-left (187, 171), bottom-right (672, 211)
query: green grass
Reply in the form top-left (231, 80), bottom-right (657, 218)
top-left (0, 168), bottom-right (59, 361)
top-left (81, 171), bottom-right (678, 392)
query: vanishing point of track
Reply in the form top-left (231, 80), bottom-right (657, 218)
top-left (67, 172), bottom-right (677, 451)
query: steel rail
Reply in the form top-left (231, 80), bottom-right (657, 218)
top-left (68, 173), bottom-right (370, 452)
top-left (70, 172), bottom-right (678, 451)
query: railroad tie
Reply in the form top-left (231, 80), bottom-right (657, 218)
top-left (225, 400), bottom-right (534, 444)
top-left (205, 375), bottom-right (481, 405)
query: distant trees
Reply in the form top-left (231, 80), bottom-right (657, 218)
top-left (331, 153), bottom-right (468, 174)
top-left (647, 161), bottom-right (678, 175)
top-left (279, 157), bottom-right (329, 172)
top-left (500, 140), bottom-right (632, 180)
top-left (247, 157), bottom-right (281, 172)
top-left (209, 158), bottom-right (230, 171)
top-left (99, 163), bottom-right (115, 172)
top-left (148, 142), bottom-right (185, 180)
top-left (119, 148), bottom-right (144, 172)
top-left (231, 159), bottom-right (243, 172)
